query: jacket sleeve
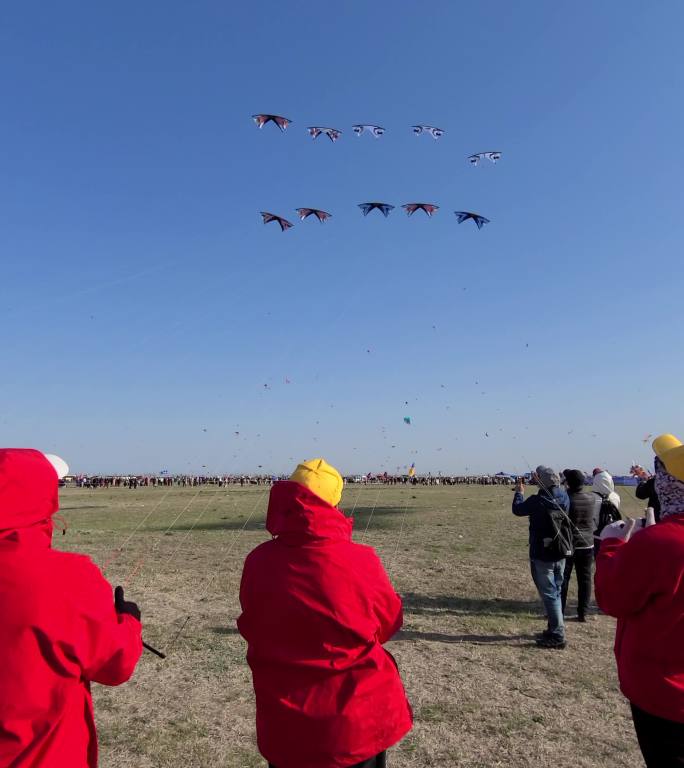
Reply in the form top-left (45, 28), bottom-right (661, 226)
top-left (368, 553), bottom-right (403, 643)
top-left (635, 479), bottom-right (652, 502)
top-left (512, 491), bottom-right (534, 516)
top-left (594, 533), bottom-right (665, 618)
top-left (67, 558), bottom-right (143, 686)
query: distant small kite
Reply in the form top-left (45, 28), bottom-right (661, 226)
top-left (454, 211), bottom-right (490, 229)
top-left (307, 126), bottom-right (342, 142)
top-left (412, 125), bottom-right (444, 139)
top-left (403, 416), bottom-right (412, 425)
top-left (402, 203), bottom-right (439, 217)
top-left (296, 208), bottom-right (332, 223)
top-left (642, 433), bottom-right (653, 444)
top-left (468, 151), bottom-right (502, 165)
top-left (359, 202), bottom-right (394, 217)
top-left (260, 212), bottom-right (293, 231)
top-left (252, 114), bottom-right (292, 131)
top-left (352, 124), bottom-right (385, 138)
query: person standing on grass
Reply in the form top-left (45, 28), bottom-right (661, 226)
top-left (0, 449), bottom-right (143, 768)
top-left (631, 463), bottom-right (661, 521)
top-left (512, 467), bottom-right (573, 649)
top-left (238, 458), bottom-right (412, 768)
top-left (591, 469), bottom-right (622, 555)
top-left (560, 469), bottom-right (595, 622)
top-left (595, 434), bottom-right (684, 767)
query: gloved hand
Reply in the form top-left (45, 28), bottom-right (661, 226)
top-left (600, 518), bottom-right (637, 542)
top-left (114, 586), bottom-right (141, 622)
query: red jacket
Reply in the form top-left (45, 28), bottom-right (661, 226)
top-left (0, 449), bottom-right (142, 768)
top-left (237, 481), bottom-right (413, 768)
top-left (595, 514), bottom-right (684, 722)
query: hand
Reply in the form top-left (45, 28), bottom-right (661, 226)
top-left (630, 465), bottom-right (650, 480)
top-left (515, 478), bottom-right (525, 493)
top-left (632, 507), bottom-right (657, 536)
top-left (600, 518), bottom-right (637, 542)
top-left (114, 586), bottom-right (141, 622)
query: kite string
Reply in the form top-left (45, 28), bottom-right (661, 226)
top-left (119, 488), bottom-right (203, 587)
top-left (164, 486), bottom-right (271, 651)
top-left (101, 487), bottom-right (175, 574)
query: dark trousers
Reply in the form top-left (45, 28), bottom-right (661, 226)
top-left (269, 753), bottom-right (386, 768)
top-left (561, 548), bottom-right (593, 619)
top-left (632, 703), bottom-right (684, 766)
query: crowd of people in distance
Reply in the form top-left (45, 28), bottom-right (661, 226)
top-left (1, 436), bottom-right (683, 768)
top-left (69, 472), bottom-right (522, 490)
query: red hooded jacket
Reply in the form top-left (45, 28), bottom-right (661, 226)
top-left (595, 514), bottom-right (684, 722)
top-left (0, 449), bottom-right (142, 768)
top-left (237, 481), bottom-right (413, 768)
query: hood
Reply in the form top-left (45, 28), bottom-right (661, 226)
top-left (266, 481), bottom-right (353, 543)
top-left (592, 470), bottom-right (615, 496)
top-left (0, 449), bottom-right (60, 532)
top-left (538, 485), bottom-right (569, 510)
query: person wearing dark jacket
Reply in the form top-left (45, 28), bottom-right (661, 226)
top-left (631, 465), bottom-right (661, 521)
top-left (512, 466), bottom-right (572, 649)
top-left (596, 434), bottom-right (684, 766)
top-left (560, 469), bottom-right (595, 622)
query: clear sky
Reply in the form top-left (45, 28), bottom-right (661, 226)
top-left (1, 1), bottom-right (682, 476)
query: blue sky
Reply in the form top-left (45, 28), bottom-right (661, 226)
top-left (1, 1), bottom-right (682, 476)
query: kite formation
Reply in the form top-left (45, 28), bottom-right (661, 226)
top-left (253, 114), bottom-right (501, 232)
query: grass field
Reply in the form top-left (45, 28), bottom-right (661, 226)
top-left (55, 483), bottom-right (648, 767)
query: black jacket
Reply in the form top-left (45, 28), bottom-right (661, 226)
top-left (567, 490), bottom-right (596, 549)
top-left (512, 488), bottom-right (573, 561)
top-left (635, 477), bottom-right (661, 521)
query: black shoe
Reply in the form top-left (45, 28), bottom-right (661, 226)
top-left (576, 615), bottom-right (587, 623)
top-left (536, 635), bottom-right (566, 649)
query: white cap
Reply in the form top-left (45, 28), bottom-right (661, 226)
top-left (44, 453), bottom-right (69, 479)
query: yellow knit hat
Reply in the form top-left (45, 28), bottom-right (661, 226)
top-left (290, 458), bottom-right (343, 507)
top-left (653, 434), bottom-right (684, 482)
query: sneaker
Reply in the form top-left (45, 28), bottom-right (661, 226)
top-left (535, 635), bottom-right (566, 649)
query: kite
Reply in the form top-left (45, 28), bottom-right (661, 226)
top-left (642, 433), bottom-right (653, 444)
top-left (252, 114), bottom-right (292, 131)
top-left (408, 463), bottom-right (416, 478)
top-left (358, 202), bottom-right (394, 217)
top-left (260, 212), bottom-right (293, 231)
top-left (307, 126), bottom-right (342, 142)
top-left (454, 211), bottom-right (490, 229)
top-left (296, 207), bottom-right (332, 223)
top-left (468, 151), bottom-right (502, 165)
top-left (352, 124), bottom-right (385, 138)
top-left (403, 416), bottom-right (412, 425)
top-left (402, 203), bottom-right (439, 217)
top-left (412, 125), bottom-right (444, 139)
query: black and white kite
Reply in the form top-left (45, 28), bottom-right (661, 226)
top-left (260, 211), bottom-right (294, 231)
top-left (352, 124), bottom-right (385, 138)
top-left (307, 126), bottom-right (342, 142)
top-left (468, 151), bottom-right (502, 165)
top-left (412, 125), bottom-right (444, 139)
top-left (296, 208), bottom-right (332, 223)
top-left (358, 202), bottom-right (394, 217)
top-left (454, 211), bottom-right (490, 229)
top-left (402, 203), bottom-right (439, 217)
top-left (252, 114), bottom-right (292, 131)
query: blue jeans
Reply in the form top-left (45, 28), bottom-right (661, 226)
top-left (530, 558), bottom-right (566, 640)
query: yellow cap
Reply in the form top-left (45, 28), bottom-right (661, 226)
top-left (290, 458), bottom-right (343, 507)
top-left (653, 434), bottom-right (684, 482)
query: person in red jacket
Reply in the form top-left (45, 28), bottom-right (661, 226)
top-left (238, 458), bottom-right (413, 768)
top-left (0, 448), bottom-right (143, 768)
top-left (595, 433), bottom-right (684, 767)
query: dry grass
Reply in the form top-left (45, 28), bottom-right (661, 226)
top-left (55, 484), bottom-right (645, 767)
